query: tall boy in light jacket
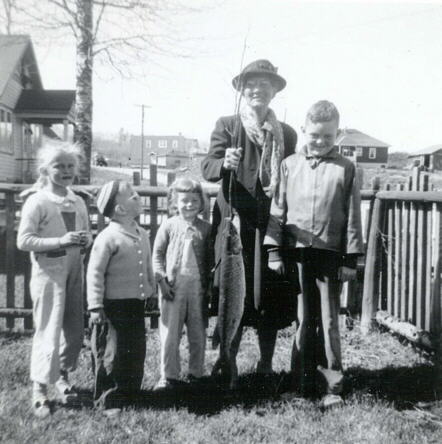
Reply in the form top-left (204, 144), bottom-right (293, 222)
top-left (264, 100), bottom-right (364, 408)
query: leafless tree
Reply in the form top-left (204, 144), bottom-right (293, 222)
top-left (0, 0), bottom-right (18, 34)
top-left (2, 0), bottom-right (207, 182)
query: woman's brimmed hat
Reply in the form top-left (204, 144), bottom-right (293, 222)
top-left (232, 59), bottom-right (286, 92)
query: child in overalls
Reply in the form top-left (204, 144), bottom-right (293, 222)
top-left (87, 180), bottom-right (155, 414)
top-left (17, 142), bottom-right (92, 418)
top-left (152, 178), bottom-right (212, 389)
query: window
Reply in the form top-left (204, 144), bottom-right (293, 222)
top-left (145, 140), bottom-right (151, 149)
top-left (356, 147), bottom-right (363, 157)
top-left (369, 148), bottom-right (376, 159)
top-left (158, 139), bottom-right (167, 148)
top-left (172, 139), bottom-right (178, 149)
top-left (0, 108), bottom-right (13, 153)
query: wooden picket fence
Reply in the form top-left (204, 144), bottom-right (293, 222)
top-left (1, 167), bottom-right (441, 353)
top-left (361, 167), bottom-right (442, 352)
top-left (0, 183), bottom-right (215, 330)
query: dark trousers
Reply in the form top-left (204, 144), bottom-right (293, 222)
top-left (91, 299), bottom-right (146, 408)
top-left (290, 248), bottom-right (344, 395)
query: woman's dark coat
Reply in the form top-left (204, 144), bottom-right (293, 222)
top-left (201, 115), bottom-right (298, 329)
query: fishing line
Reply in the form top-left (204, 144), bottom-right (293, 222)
top-left (229, 30), bottom-right (249, 218)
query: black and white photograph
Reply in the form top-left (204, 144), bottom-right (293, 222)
top-left (0, 0), bottom-right (441, 442)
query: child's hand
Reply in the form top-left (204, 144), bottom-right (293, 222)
top-left (338, 266), bottom-right (357, 282)
top-left (268, 259), bottom-right (285, 275)
top-left (89, 308), bottom-right (106, 325)
top-left (59, 231), bottom-right (83, 247)
top-left (78, 231), bottom-right (92, 247)
top-left (159, 278), bottom-right (174, 301)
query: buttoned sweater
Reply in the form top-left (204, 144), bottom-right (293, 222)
top-left (87, 221), bottom-right (155, 310)
top-left (152, 215), bottom-right (213, 292)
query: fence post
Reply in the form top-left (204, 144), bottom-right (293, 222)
top-left (133, 171), bottom-right (141, 186)
top-left (393, 184), bottom-right (402, 319)
top-left (149, 163), bottom-right (158, 247)
top-left (5, 191), bottom-right (16, 329)
top-left (361, 197), bottom-right (385, 334)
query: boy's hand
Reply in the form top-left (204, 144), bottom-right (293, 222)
top-left (223, 147), bottom-right (243, 171)
top-left (338, 266), bottom-right (357, 282)
top-left (145, 296), bottom-right (158, 312)
top-left (89, 308), bottom-right (106, 325)
top-left (268, 259), bottom-right (285, 275)
top-left (159, 279), bottom-right (175, 301)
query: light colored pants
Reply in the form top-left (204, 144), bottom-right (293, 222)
top-left (30, 249), bottom-right (84, 385)
top-left (159, 274), bottom-right (206, 381)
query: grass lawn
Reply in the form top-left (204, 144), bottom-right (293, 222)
top-left (0, 318), bottom-right (441, 444)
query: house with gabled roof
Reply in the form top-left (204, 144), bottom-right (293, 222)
top-left (335, 128), bottom-right (390, 168)
top-left (0, 35), bottom-right (75, 183)
top-left (408, 145), bottom-right (442, 171)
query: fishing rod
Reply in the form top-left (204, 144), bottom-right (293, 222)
top-left (228, 33), bottom-right (248, 215)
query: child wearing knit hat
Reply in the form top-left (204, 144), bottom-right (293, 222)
top-left (87, 180), bottom-right (155, 413)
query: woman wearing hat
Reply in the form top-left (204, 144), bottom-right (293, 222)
top-left (202, 59), bottom-right (298, 377)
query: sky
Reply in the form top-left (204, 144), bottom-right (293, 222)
top-left (32, 0), bottom-right (442, 152)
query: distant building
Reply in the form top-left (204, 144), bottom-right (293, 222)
top-left (335, 128), bottom-right (390, 168)
top-left (407, 145), bottom-right (442, 171)
top-left (128, 133), bottom-right (202, 169)
top-left (0, 35), bottom-right (75, 183)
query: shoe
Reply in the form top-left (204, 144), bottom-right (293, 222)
top-left (280, 391), bottom-right (304, 403)
top-left (319, 394), bottom-right (344, 410)
top-left (55, 371), bottom-right (78, 404)
top-left (32, 382), bottom-right (51, 419)
top-left (187, 375), bottom-right (203, 384)
top-left (153, 378), bottom-right (180, 390)
top-left (33, 399), bottom-right (51, 418)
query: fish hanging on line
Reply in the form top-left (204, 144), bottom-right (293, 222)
top-left (211, 213), bottom-right (246, 390)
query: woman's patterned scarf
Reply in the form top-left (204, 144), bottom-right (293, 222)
top-left (240, 105), bottom-right (284, 202)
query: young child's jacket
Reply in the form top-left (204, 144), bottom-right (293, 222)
top-left (152, 216), bottom-right (213, 293)
top-left (87, 221), bottom-right (155, 310)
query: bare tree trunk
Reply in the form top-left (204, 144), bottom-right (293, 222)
top-left (74, 0), bottom-right (93, 183)
top-left (2, 0), bottom-right (14, 34)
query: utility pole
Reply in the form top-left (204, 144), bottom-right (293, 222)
top-left (135, 104), bottom-right (151, 180)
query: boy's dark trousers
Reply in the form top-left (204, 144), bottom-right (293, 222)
top-left (290, 248), bottom-right (344, 396)
top-left (91, 299), bottom-right (146, 408)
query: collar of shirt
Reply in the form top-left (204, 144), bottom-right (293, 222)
top-left (107, 220), bottom-right (141, 240)
top-left (177, 215), bottom-right (199, 230)
top-left (42, 188), bottom-right (77, 205)
top-left (300, 145), bottom-right (338, 168)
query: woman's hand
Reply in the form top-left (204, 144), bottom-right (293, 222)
top-left (89, 308), bottom-right (106, 325)
top-left (223, 147), bottom-right (243, 171)
top-left (159, 278), bottom-right (175, 301)
top-left (59, 231), bottom-right (84, 247)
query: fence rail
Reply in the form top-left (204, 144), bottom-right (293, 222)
top-left (1, 168), bottom-right (441, 353)
top-left (361, 167), bottom-right (442, 351)
top-left (0, 183), bottom-right (217, 330)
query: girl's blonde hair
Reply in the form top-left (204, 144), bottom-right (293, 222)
top-left (167, 177), bottom-right (208, 217)
top-left (33, 140), bottom-right (84, 189)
